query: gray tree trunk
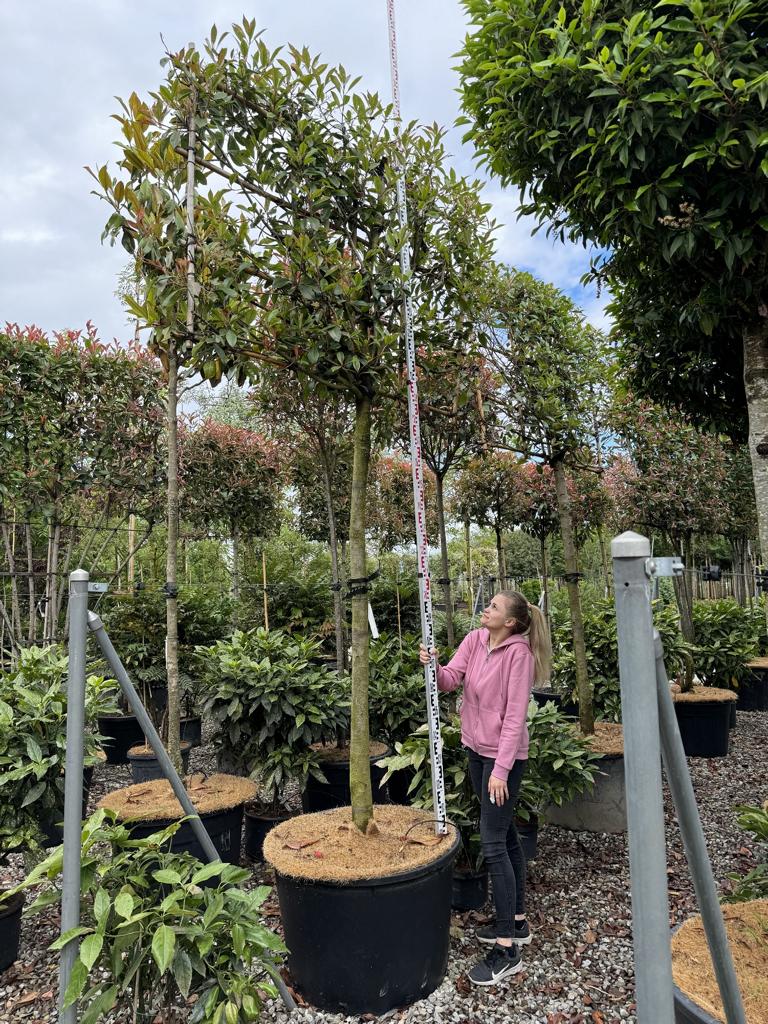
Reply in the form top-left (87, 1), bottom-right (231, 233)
top-left (744, 318), bottom-right (768, 636)
top-left (435, 473), bottom-right (454, 648)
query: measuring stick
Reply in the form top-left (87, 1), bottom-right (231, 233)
top-left (385, 0), bottom-right (446, 833)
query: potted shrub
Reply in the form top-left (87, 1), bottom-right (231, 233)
top-left (380, 717), bottom-right (486, 911)
top-left (517, 700), bottom-right (602, 856)
top-left (243, 746), bottom-right (323, 862)
top-left (14, 809), bottom-right (285, 1021)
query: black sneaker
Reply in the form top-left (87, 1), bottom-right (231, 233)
top-left (468, 943), bottom-right (523, 986)
top-left (476, 920), bottom-right (532, 946)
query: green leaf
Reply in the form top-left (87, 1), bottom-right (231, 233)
top-left (151, 924), bottom-right (176, 974)
top-left (80, 985), bottom-right (118, 1024)
top-left (93, 889), bottom-right (110, 926)
top-left (62, 958), bottom-right (88, 1008)
top-left (20, 780), bottom-right (46, 808)
top-left (191, 861), bottom-right (226, 884)
top-left (172, 948), bottom-right (193, 997)
top-left (152, 868), bottom-right (182, 884)
top-left (114, 891), bottom-right (134, 920)
top-left (80, 932), bottom-right (104, 971)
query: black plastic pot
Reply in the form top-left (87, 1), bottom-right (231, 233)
top-left (531, 688), bottom-right (579, 718)
top-left (736, 670), bottom-right (768, 711)
top-left (244, 807), bottom-right (290, 862)
top-left (302, 746), bottom-right (391, 813)
top-left (673, 984), bottom-right (721, 1024)
top-left (517, 817), bottom-right (538, 862)
top-left (180, 714), bottom-right (203, 748)
top-left (39, 764), bottom-right (95, 847)
top-left (674, 699), bottom-right (733, 757)
top-left (126, 804), bottom-right (244, 864)
top-left (0, 891), bottom-right (24, 973)
top-left (451, 867), bottom-right (488, 911)
top-left (386, 766), bottom-right (416, 806)
top-left (729, 701), bottom-right (737, 730)
top-left (98, 713), bottom-right (144, 765)
top-left (275, 828), bottom-right (460, 1013)
top-left (127, 741), bottom-right (192, 783)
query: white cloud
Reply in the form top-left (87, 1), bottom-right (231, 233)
top-left (0, 227), bottom-right (60, 245)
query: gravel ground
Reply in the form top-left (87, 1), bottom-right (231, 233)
top-left (2, 710), bottom-right (766, 1024)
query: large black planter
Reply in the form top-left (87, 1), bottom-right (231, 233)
top-left (451, 867), bottom-right (488, 911)
top-left (180, 715), bottom-right (203, 748)
top-left (386, 766), bottom-right (417, 806)
top-left (673, 985), bottom-right (721, 1024)
top-left (736, 665), bottom-right (768, 711)
top-left (0, 891), bottom-right (24, 973)
top-left (127, 741), bottom-right (192, 783)
top-left (126, 804), bottom-right (244, 865)
top-left (531, 689), bottom-right (578, 718)
top-left (517, 817), bottom-right (538, 862)
top-left (98, 713), bottom-right (144, 764)
top-left (674, 698), bottom-right (734, 758)
top-left (275, 829), bottom-right (460, 1013)
top-left (303, 746), bottom-right (391, 813)
top-left (244, 807), bottom-right (289, 862)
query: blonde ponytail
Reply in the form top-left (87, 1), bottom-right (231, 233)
top-left (498, 590), bottom-right (552, 685)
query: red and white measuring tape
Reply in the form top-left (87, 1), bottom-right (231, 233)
top-left (385, 0), bottom-right (447, 834)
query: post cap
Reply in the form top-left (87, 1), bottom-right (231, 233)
top-left (70, 568), bottom-right (90, 582)
top-left (610, 531), bottom-right (651, 558)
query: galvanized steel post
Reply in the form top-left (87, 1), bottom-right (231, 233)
top-left (58, 568), bottom-right (89, 1023)
top-left (611, 532), bottom-right (674, 1023)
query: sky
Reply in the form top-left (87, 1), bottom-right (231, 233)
top-left (0, 1), bottom-right (609, 345)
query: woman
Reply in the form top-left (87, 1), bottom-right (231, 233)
top-left (419, 590), bottom-right (551, 986)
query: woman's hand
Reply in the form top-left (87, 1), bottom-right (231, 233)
top-left (488, 775), bottom-right (509, 806)
top-left (419, 644), bottom-right (438, 667)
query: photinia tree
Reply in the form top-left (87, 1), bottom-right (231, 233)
top-left (92, 21), bottom-right (495, 828)
top-left (179, 420), bottom-right (282, 610)
top-left (368, 455), bottom-right (438, 554)
top-left (0, 323), bottom-right (164, 657)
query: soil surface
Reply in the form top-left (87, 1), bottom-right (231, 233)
top-left (310, 740), bottom-right (389, 763)
top-left (264, 805), bottom-right (455, 882)
top-left (672, 898), bottom-right (768, 1023)
top-left (674, 686), bottom-right (737, 704)
top-left (97, 772), bottom-right (257, 821)
top-left (126, 741), bottom-right (191, 757)
top-left (584, 721), bottom-right (625, 757)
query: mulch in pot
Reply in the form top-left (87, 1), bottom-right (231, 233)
top-left (310, 740), bottom-right (389, 762)
top-left (673, 686), bottom-right (737, 706)
top-left (671, 898), bottom-right (768, 1024)
top-left (96, 772), bottom-right (257, 821)
top-left (264, 804), bottom-right (454, 883)
top-left (582, 721), bottom-right (624, 757)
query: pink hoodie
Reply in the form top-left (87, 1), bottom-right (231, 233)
top-left (436, 628), bottom-right (534, 783)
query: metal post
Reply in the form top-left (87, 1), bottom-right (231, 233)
top-left (59, 569), bottom-right (89, 1023)
top-left (87, 611), bottom-right (295, 1012)
top-left (654, 633), bottom-right (746, 1024)
top-left (611, 532), bottom-right (675, 1023)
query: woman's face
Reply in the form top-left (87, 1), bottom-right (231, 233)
top-left (481, 594), bottom-right (516, 633)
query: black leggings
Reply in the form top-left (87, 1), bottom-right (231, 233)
top-left (466, 747), bottom-right (526, 938)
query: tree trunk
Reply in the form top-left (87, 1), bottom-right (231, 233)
top-left (231, 520), bottom-right (240, 627)
top-left (597, 525), bottom-right (612, 597)
top-left (464, 517), bottom-right (473, 613)
top-left (1, 519), bottom-right (21, 647)
top-left (435, 473), bottom-right (454, 648)
top-left (25, 523), bottom-right (35, 644)
top-left (673, 533), bottom-right (696, 643)
top-left (165, 345), bottom-right (182, 771)
top-left (320, 449), bottom-right (346, 675)
top-left (349, 395), bottom-right (373, 833)
top-left (494, 526), bottom-right (505, 587)
top-left (744, 318), bottom-right (768, 638)
top-left (552, 458), bottom-right (594, 734)
top-left (539, 534), bottom-right (550, 627)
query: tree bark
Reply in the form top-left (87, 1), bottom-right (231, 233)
top-left (435, 473), bottom-right (454, 648)
top-left (464, 517), bottom-right (473, 614)
top-left (539, 534), bottom-right (550, 627)
top-left (552, 458), bottom-right (594, 734)
top-left (673, 533), bottom-right (696, 643)
top-left (597, 525), bottom-right (612, 597)
top-left (231, 520), bottom-right (240, 627)
top-left (1, 519), bottom-right (21, 647)
top-left (744, 318), bottom-right (768, 637)
top-left (25, 523), bottom-right (35, 644)
top-left (349, 395), bottom-right (373, 833)
top-left (320, 448), bottom-right (346, 675)
top-left (495, 525), bottom-right (505, 586)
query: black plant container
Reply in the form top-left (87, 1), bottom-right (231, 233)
top-left (180, 715), bottom-right (203, 748)
top-left (674, 699), bottom-right (734, 757)
top-left (451, 868), bottom-right (488, 911)
top-left (303, 747), bottom-right (391, 813)
top-left (386, 766), bottom-right (417, 806)
top-left (275, 828), bottom-right (460, 1013)
top-left (126, 804), bottom-right (244, 865)
top-left (736, 670), bottom-right (768, 711)
top-left (0, 891), bottom-right (24, 973)
top-left (673, 985), bottom-right (721, 1024)
top-left (127, 741), bottom-right (192, 784)
top-left (531, 689), bottom-right (578, 718)
top-left (98, 713), bottom-right (144, 765)
top-left (244, 807), bottom-right (290, 862)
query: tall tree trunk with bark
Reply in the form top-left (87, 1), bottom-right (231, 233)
top-left (25, 523), bottom-right (35, 644)
top-left (230, 520), bottom-right (240, 627)
top-left (435, 473), bottom-right (454, 648)
top-left (349, 396), bottom-right (373, 833)
top-left (539, 534), bottom-right (550, 627)
top-left (320, 449), bottom-right (346, 675)
top-left (165, 345), bottom-right (182, 771)
top-left (673, 533), bottom-right (696, 643)
top-left (552, 458), bottom-right (594, 734)
top-left (744, 319), bottom-right (768, 637)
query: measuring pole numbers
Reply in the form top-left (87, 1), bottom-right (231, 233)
top-left (386, 0), bottom-right (447, 833)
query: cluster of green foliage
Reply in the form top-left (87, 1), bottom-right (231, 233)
top-left (197, 629), bottom-right (348, 811)
top-left (0, 647), bottom-right (117, 857)
top-left (13, 810), bottom-right (284, 1022)
top-left (366, 634), bottom-right (427, 746)
top-left (726, 803), bottom-right (768, 903)
top-left (691, 599), bottom-right (762, 689)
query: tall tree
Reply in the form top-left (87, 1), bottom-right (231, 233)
top-left (94, 21), bottom-right (495, 830)
top-left (459, 0), bottom-right (768, 631)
